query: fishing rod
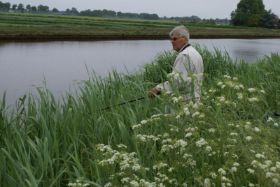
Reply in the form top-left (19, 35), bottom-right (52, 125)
top-left (99, 89), bottom-right (161, 111)
top-left (100, 96), bottom-right (145, 111)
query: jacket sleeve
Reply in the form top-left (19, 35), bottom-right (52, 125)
top-left (155, 54), bottom-right (193, 93)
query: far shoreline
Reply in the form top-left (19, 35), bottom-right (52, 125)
top-left (1, 34), bottom-right (280, 42)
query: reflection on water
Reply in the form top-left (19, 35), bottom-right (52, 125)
top-left (0, 39), bottom-right (279, 106)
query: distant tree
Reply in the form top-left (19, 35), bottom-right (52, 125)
top-left (231, 0), bottom-right (265, 27)
top-left (12, 4), bottom-right (17, 11)
top-left (139, 13), bottom-right (159, 20)
top-left (71, 7), bottom-right (79, 14)
top-left (0, 1), bottom-right (10, 12)
top-left (37, 5), bottom-right (49, 12)
top-left (52, 8), bottom-right (59, 13)
top-left (116, 12), bottom-right (138, 19)
top-left (26, 4), bottom-right (31, 12)
top-left (79, 9), bottom-right (92, 16)
top-left (31, 6), bottom-right (37, 12)
top-left (91, 9), bottom-right (116, 17)
top-left (260, 9), bottom-right (279, 28)
top-left (17, 3), bottom-right (25, 12)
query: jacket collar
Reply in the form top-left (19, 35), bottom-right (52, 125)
top-left (178, 43), bottom-right (191, 53)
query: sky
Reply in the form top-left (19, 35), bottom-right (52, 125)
top-left (5, 0), bottom-right (280, 19)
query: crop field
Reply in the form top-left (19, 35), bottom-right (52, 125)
top-left (0, 47), bottom-right (280, 186)
top-left (1, 12), bottom-right (280, 40)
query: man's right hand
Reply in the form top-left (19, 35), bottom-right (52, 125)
top-left (148, 87), bottom-right (161, 98)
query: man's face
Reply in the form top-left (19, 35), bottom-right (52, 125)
top-left (170, 33), bottom-right (187, 52)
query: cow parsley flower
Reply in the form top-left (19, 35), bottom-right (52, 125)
top-left (196, 138), bottom-right (207, 147)
top-left (247, 168), bottom-right (255, 174)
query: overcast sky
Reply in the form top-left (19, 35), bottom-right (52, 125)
top-left (5, 0), bottom-right (280, 19)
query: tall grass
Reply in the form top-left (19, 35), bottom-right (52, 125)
top-left (0, 48), bottom-right (280, 186)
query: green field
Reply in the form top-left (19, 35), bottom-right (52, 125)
top-left (0, 46), bottom-right (280, 186)
top-left (1, 12), bottom-right (280, 40)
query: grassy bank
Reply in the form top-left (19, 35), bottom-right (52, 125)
top-left (0, 47), bottom-right (280, 186)
top-left (1, 12), bottom-right (280, 41)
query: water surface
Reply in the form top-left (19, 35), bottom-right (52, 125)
top-left (0, 39), bottom-right (279, 106)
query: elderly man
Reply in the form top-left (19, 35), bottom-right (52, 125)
top-left (148, 25), bottom-right (204, 103)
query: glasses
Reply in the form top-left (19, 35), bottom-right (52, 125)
top-left (170, 37), bottom-right (182, 41)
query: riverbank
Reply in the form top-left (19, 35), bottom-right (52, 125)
top-left (1, 47), bottom-right (280, 186)
top-left (1, 12), bottom-right (280, 41)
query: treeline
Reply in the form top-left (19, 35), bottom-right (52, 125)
top-left (1, 0), bottom-right (279, 28)
top-left (0, 0), bottom-right (229, 24)
top-left (0, 1), bottom-right (159, 20)
top-left (168, 15), bottom-right (230, 25)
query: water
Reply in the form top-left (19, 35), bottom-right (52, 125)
top-left (0, 39), bottom-right (279, 106)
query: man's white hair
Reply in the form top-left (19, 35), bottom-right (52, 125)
top-left (169, 25), bottom-right (190, 40)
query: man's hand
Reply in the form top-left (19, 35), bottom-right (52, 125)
top-left (148, 87), bottom-right (161, 98)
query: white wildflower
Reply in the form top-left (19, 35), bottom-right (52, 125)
top-left (265, 172), bottom-right (274, 178)
top-left (172, 97), bottom-right (179, 103)
top-left (239, 84), bottom-right (244, 89)
top-left (267, 117), bottom-right (273, 122)
top-left (184, 107), bottom-right (190, 116)
top-left (230, 167), bottom-right (237, 173)
top-left (224, 75), bottom-right (231, 79)
top-left (234, 85), bottom-right (241, 90)
top-left (176, 114), bottom-right (181, 119)
top-left (199, 113), bottom-right (205, 118)
top-left (248, 183), bottom-right (255, 187)
top-left (260, 89), bottom-right (266, 94)
top-left (274, 123), bottom-right (279, 127)
top-left (136, 135), bottom-right (146, 142)
top-left (132, 164), bottom-right (141, 171)
top-left (265, 160), bottom-right (272, 166)
top-left (254, 127), bottom-right (260, 132)
top-left (130, 180), bottom-right (139, 187)
top-left (247, 168), bottom-right (255, 174)
top-left (270, 167), bottom-right (277, 172)
top-left (117, 144), bottom-right (127, 149)
top-left (140, 120), bottom-right (148, 125)
top-left (248, 88), bottom-right (257, 93)
top-left (276, 161), bottom-right (280, 169)
top-left (196, 138), bottom-right (207, 147)
top-left (175, 139), bottom-right (188, 148)
top-left (121, 177), bottom-right (130, 183)
top-left (230, 132), bottom-right (238, 136)
top-left (218, 168), bottom-right (226, 175)
top-left (168, 167), bottom-right (174, 172)
top-left (206, 146), bottom-right (212, 152)
top-left (192, 111), bottom-right (200, 118)
top-left (248, 97), bottom-right (259, 102)
top-left (255, 153), bottom-right (265, 159)
top-left (237, 93), bottom-right (243, 100)
top-left (218, 96), bottom-right (226, 102)
top-left (233, 162), bottom-right (240, 167)
top-left (104, 182), bottom-right (113, 187)
top-left (251, 160), bottom-right (259, 167)
top-left (132, 124), bottom-right (142, 129)
top-left (203, 178), bottom-right (211, 187)
top-left (210, 172), bottom-right (217, 179)
top-left (217, 81), bottom-right (223, 86)
top-left (272, 178), bottom-right (279, 185)
top-left (246, 136), bottom-right (253, 141)
top-left (208, 128), bottom-right (216, 133)
top-left (185, 132), bottom-right (193, 138)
